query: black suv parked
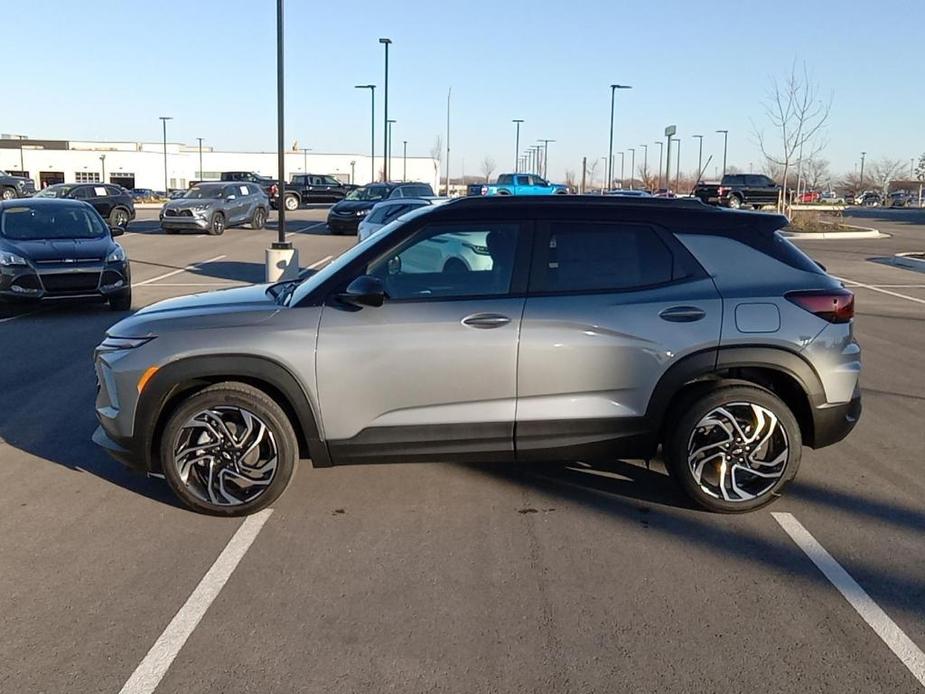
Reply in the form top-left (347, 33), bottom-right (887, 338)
top-left (0, 198), bottom-right (131, 310)
top-left (693, 174), bottom-right (781, 209)
top-left (0, 170), bottom-right (36, 200)
top-left (35, 183), bottom-right (136, 227)
top-left (327, 181), bottom-right (435, 234)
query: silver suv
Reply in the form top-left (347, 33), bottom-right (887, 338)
top-left (93, 197), bottom-right (861, 515)
top-left (160, 182), bottom-right (269, 235)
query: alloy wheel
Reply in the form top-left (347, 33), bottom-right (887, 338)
top-left (686, 402), bottom-right (789, 503)
top-left (173, 406), bottom-right (278, 506)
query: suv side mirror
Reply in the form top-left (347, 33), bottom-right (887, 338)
top-left (225, 194), bottom-right (236, 201)
top-left (109, 225), bottom-right (125, 237)
top-left (337, 275), bottom-right (385, 308)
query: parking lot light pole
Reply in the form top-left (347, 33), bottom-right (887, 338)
top-left (859, 151), bottom-right (866, 191)
top-left (628, 148), bottom-right (635, 189)
top-left (387, 120), bottom-right (397, 179)
top-left (654, 141), bottom-right (664, 190)
top-left (716, 129), bottom-right (728, 177)
top-left (618, 151), bottom-right (625, 188)
top-left (672, 138), bottom-right (681, 192)
top-left (692, 134), bottom-right (704, 183)
top-left (379, 38), bottom-right (392, 181)
top-left (402, 140), bottom-right (407, 181)
top-left (266, 0), bottom-right (297, 282)
top-left (512, 119), bottom-right (524, 172)
top-left (17, 135), bottom-right (25, 172)
top-left (196, 137), bottom-right (204, 181)
top-left (639, 144), bottom-right (648, 187)
top-left (538, 139), bottom-right (555, 178)
top-left (354, 85), bottom-right (375, 183)
top-left (158, 116), bottom-right (172, 194)
top-left (99, 154), bottom-right (106, 183)
top-left (607, 84), bottom-right (631, 190)
top-left (350, 160), bottom-right (356, 184)
top-left (301, 147), bottom-right (311, 173)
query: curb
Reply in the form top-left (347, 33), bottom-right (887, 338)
top-left (892, 252), bottom-right (925, 273)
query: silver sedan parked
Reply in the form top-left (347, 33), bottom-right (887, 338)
top-left (160, 182), bottom-right (269, 235)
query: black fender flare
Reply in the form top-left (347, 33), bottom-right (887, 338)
top-left (135, 354), bottom-right (329, 471)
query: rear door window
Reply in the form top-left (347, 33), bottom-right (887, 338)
top-left (530, 221), bottom-right (677, 293)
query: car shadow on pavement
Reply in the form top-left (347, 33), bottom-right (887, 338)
top-left (0, 303), bottom-right (183, 509)
top-left (466, 458), bottom-right (925, 621)
top-left (189, 260), bottom-right (266, 283)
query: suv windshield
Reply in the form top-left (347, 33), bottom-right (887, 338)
top-left (345, 186), bottom-right (389, 201)
top-left (35, 186), bottom-right (72, 198)
top-left (184, 186), bottom-right (223, 200)
top-left (0, 205), bottom-right (108, 240)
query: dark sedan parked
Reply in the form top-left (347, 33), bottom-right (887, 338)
top-left (35, 183), bottom-right (136, 227)
top-left (0, 198), bottom-right (132, 310)
top-left (327, 181), bottom-right (435, 235)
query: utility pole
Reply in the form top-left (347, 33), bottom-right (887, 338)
top-left (158, 116), bottom-right (172, 194)
top-left (538, 139), bottom-right (555, 179)
top-left (618, 151), bottom-right (625, 188)
top-left (581, 156), bottom-right (587, 194)
top-left (445, 87), bottom-right (451, 196)
top-left (655, 141), bottom-right (664, 190)
top-left (692, 134), bottom-right (703, 184)
top-left (512, 119), bottom-right (524, 172)
top-left (197, 137), bottom-right (204, 181)
top-left (387, 120), bottom-right (397, 180)
top-left (716, 129), bottom-right (729, 177)
top-left (672, 138), bottom-right (681, 192)
top-left (302, 147), bottom-right (311, 173)
top-left (628, 148), bottom-right (635, 189)
top-left (607, 84), bottom-right (632, 190)
top-left (379, 38), bottom-right (392, 181)
top-left (267, 0), bottom-right (297, 281)
top-left (100, 154), bottom-right (106, 183)
top-left (403, 140), bottom-right (407, 182)
top-left (17, 135), bottom-right (25, 173)
top-left (859, 151), bottom-right (867, 191)
top-left (640, 144), bottom-right (648, 188)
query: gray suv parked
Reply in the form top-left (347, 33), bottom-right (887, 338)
top-left (93, 197), bottom-right (861, 515)
top-left (160, 182), bottom-right (269, 235)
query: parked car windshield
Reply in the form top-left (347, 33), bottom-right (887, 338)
top-left (184, 186), bottom-right (224, 200)
top-left (0, 205), bottom-right (108, 240)
top-left (345, 185), bottom-right (389, 201)
top-left (34, 185), bottom-right (72, 198)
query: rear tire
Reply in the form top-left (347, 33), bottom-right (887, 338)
top-left (108, 289), bottom-right (132, 311)
top-left (208, 212), bottom-right (225, 236)
top-left (251, 207), bottom-right (267, 229)
top-left (109, 207), bottom-right (130, 227)
top-left (663, 385), bottom-right (801, 513)
top-left (159, 382), bottom-right (298, 516)
top-left (1, 187), bottom-right (16, 200)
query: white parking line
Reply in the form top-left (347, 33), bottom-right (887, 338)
top-left (118, 509), bottom-right (273, 694)
top-left (837, 276), bottom-right (925, 305)
top-left (132, 255), bottom-right (227, 288)
top-left (285, 221), bottom-right (327, 238)
top-left (772, 512), bottom-right (925, 687)
top-left (0, 308), bottom-right (47, 324)
top-left (307, 254), bottom-right (333, 269)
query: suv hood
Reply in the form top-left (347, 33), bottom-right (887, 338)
top-left (331, 199), bottom-right (380, 213)
top-left (164, 198), bottom-right (218, 210)
top-left (112, 284), bottom-right (280, 336)
top-left (2, 236), bottom-right (112, 261)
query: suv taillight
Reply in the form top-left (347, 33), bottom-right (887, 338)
top-left (786, 289), bottom-right (854, 323)
top-left (480, 185), bottom-right (488, 196)
top-left (717, 186), bottom-right (729, 195)
top-left (269, 184), bottom-right (278, 198)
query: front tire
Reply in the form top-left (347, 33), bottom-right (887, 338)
top-left (284, 194), bottom-right (299, 211)
top-left (208, 212), bottom-right (225, 236)
top-left (159, 382), bottom-right (298, 516)
top-left (1, 187), bottom-right (15, 200)
top-left (727, 195), bottom-right (742, 209)
top-left (664, 385), bottom-right (801, 513)
top-left (109, 207), bottom-right (130, 227)
top-left (108, 289), bottom-right (132, 311)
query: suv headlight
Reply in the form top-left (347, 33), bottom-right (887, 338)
top-left (98, 335), bottom-right (155, 351)
top-left (356, 208), bottom-right (370, 217)
top-left (106, 245), bottom-right (126, 263)
top-left (0, 251), bottom-right (28, 266)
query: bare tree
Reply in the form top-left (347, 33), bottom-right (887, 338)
top-left (804, 158), bottom-right (831, 190)
top-left (430, 135), bottom-right (443, 188)
top-left (867, 158), bottom-right (904, 195)
top-left (585, 158), bottom-right (601, 189)
top-left (480, 156), bottom-right (496, 183)
top-left (638, 165), bottom-right (658, 192)
top-left (761, 158), bottom-right (784, 183)
top-left (564, 169), bottom-right (577, 192)
top-left (837, 171), bottom-right (863, 193)
top-left (753, 61), bottom-right (831, 210)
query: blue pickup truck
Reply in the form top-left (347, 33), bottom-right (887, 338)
top-left (467, 173), bottom-right (568, 197)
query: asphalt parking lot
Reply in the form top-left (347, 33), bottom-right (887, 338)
top-left (1, 206), bottom-right (924, 693)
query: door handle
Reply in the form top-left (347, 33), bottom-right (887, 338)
top-left (461, 313), bottom-right (511, 329)
top-left (659, 306), bottom-right (706, 322)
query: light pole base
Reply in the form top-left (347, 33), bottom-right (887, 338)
top-left (265, 244), bottom-right (299, 282)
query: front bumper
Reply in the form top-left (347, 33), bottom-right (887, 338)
top-left (92, 425), bottom-right (146, 472)
top-left (327, 215), bottom-right (361, 233)
top-left (810, 389), bottom-right (861, 449)
top-left (160, 214), bottom-right (210, 230)
top-left (0, 260), bottom-right (130, 301)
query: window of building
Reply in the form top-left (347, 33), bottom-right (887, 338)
top-left (74, 172), bottom-right (101, 183)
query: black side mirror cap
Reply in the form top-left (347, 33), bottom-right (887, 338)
top-left (110, 225), bottom-right (125, 237)
top-left (337, 275), bottom-right (385, 308)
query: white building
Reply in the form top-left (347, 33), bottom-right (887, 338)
top-left (0, 136), bottom-right (439, 192)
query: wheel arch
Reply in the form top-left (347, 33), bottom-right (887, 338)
top-left (137, 354), bottom-right (329, 473)
top-left (647, 346), bottom-right (824, 449)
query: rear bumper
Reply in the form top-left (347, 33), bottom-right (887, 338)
top-left (809, 389), bottom-right (861, 449)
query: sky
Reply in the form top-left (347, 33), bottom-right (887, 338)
top-left (4, 0), bottom-right (921, 182)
